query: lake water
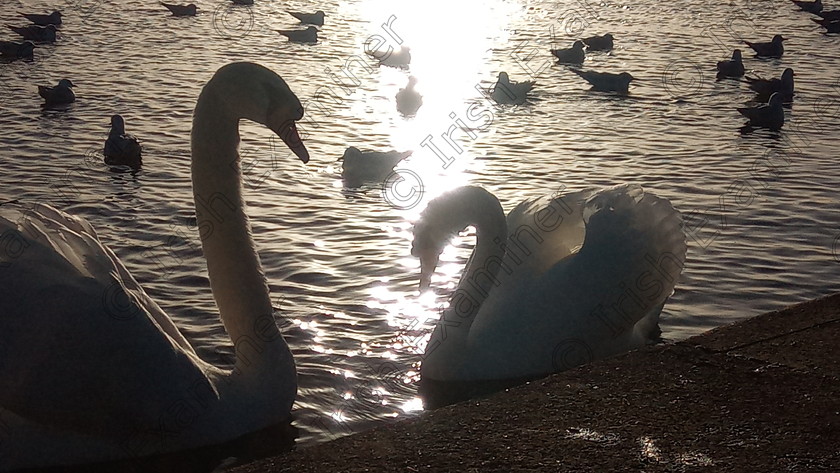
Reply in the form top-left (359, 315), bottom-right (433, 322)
top-left (1, 0), bottom-right (839, 466)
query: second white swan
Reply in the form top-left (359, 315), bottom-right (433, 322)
top-left (412, 185), bottom-right (687, 381)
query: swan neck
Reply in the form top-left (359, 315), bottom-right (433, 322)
top-left (191, 89), bottom-right (282, 362)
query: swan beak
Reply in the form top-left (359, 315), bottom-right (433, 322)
top-left (273, 120), bottom-right (309, 163)
top-left (415, 248), bottom-right (439, 292)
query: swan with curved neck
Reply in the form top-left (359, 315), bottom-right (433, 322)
top-left (0, 62), bottom-right (307, 470)
top-left (412, 185), bottom-right (687, 381)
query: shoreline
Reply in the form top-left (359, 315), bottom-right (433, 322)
top-left (231, 292), bottom-right (840, 472)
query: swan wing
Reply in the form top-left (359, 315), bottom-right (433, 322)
top-left (469, 185), bottom-right (686, 378)
top-left (0, 204), bottom-right (213, 435)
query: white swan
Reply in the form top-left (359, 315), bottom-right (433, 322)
top-left (411, 185), bottom-right (686, 381)
top-left (0, 62), bottom-right (307, 471)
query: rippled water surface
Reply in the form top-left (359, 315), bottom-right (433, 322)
top-left (2, 0), bottom-right (839, 462)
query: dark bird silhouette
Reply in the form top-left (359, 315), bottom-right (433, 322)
top-left (817, 9), bottom-right (840, 20)
top-left (551, 40), bottom-right (585, 64)
top-left (571, 69), bottom-right (634, 93)
top-left (790, 0), bottom-right (822, 13)
top-left (717, 49), bottom-right (745, 79)
top-left (286, 10), bottom-right (325, 26)
top-left (104, 115), bottom-right (143, 169)
top-left (160, 3), bottom-right (198, 16)
top-left (7, 24), bottom-right (56, 42)
top-left (0, 40), bottom-right (34, 59)
top-left (812, 18), bottom-right (840, 33)
top-left (277, 26), bottom-right (318, 43)
top-left (582, 33), bottom-right (614, 51)
top-left (744, 34), bottom-right (785, 58)
top-left (745, 68), bottom-right (795, 103)
top-left (738, 92), bottom-right (785, 130)
top-left (19, 10), bottom-right (61, 26)
top-left (38, 79), bottom-right (75, 105)
top-left (490, 72), bottom-right (535, 104)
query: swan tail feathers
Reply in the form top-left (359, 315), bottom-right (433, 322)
top-left (574, 184), bottom-right (686, 342)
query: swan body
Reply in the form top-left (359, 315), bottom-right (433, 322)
top-left (745, 67), bottom-right (794, 102)
top-left (0, 62), bottom-right (307, 471)
top-left (0, 40), bottom-right (34, 59)
top-left (160, 2), bottom-right (198, 16)
top-left (571, 69), bottom-right (634, 93)
top-left (744, 34), bottom-right (785, 58)
top-left (716, 49), bottom-right (744, 79)
top-left (7, 24), bottom-right (56, 42)
top-left (38, 78), bottom-right (75, 105)
top-left (550, 40), bottom-right (585, 64)
top-left (287, 10), bottom-right (325, 26)
top-left (19, 10), bottom-right (62, 26)
top-left (490, 72), bottom-right (535, 105)
top-left (370, 45), bottom-right (411, 68)
top-left (339, 146), bottom-right (412, 187)
top-left (737, 92), bottom-right (785, 130)
top-left (396, 76), bottom-right (422, 116)
top-left (104, 114), bottom-right (143, 169)
top-left (277, 26), bottom-right (318, 43)
top-left (582, 33), bottom-right (614, 51)
top-left (412, 185), bottom-right (686, 381)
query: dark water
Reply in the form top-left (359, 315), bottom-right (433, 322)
top-left (1, 0), bottom-right (839, 468)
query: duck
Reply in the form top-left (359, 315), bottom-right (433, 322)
top-left (19, 10), bottom-right (62, 26)
top-left (571, 69), bottom-right (634, 93)
top-left (277, 26), bottom-right (318, 43)
top-left (0, 62), bottom-right (305, 470)
top-left (286, 10), bottom-right (325, 26)
top-left (411, 184), bottom-right (687, 381)
top-left (395, 76), bottom-right (422, 116)
top-left (160, 2), bottom-right (198, 16)
top-left (716, 49), bottom-right (745, 79)
top-left (490, 72), bottom-right (535, 105)
top-left (582, 33), bottom-right (614, 51)
top-left (339, 146), bottom-right (413, 187)
top-left (744, 67), bottom-right (794, 102)
top-left (0, 40), bottom-right (34, 59)
top-left (38, 79), bottom-right (75, 105)
top-left (744, 34), bottom-right (785, 58)
top-left (550, 40), bottom-right (585, 65)
top-left (737, 92), bottom-right (785, 130)
top-left (104, 115), bottom-right (143, 169)
top-left (369, 45), bottom-right (411, 68)
top-left (7, 24), bottom-right (57, 42)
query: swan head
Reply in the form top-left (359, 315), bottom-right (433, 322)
top-left (772, 34), bottom-right (785, 44)
top-left (573, 40), bottom-right (584, 50)
top-left (201, 62), bottom-right (309, 163)
top-left (58, 78), bottom-right (74, 88)
top-left (732, 49), bottom-right (742, 61)
top-left (497, 71), bottom-right (510, 83)
top-left (781, 67), bottom-right (795, 82)
top-left (411, 186), bottom-right (504, 290)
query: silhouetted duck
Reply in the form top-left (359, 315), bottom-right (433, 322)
top-left (104, 115), bottom-right (143, 168)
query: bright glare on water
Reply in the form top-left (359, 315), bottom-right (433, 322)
top-left (1, 0), bottom-right (839, 462)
